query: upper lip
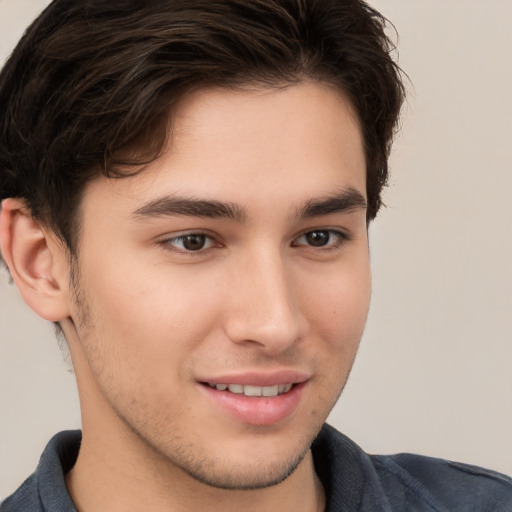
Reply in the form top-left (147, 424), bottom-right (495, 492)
top-left (199, 370), bottom-right (310, 387)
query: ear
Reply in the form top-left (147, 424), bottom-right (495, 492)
top-left (0, 198), bottom-right (71, 322)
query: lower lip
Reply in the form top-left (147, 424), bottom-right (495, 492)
top-left (200, 382), bottom-right (305, 426)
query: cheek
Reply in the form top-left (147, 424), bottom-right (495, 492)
top-left (306, 261), bottom-right (370, 405)
top-left (73, 260), bottom-right (222, 419)
top-left (303, 257), bottom-right (371, 346)
top-left (80, 256), bottom-right (223, 362)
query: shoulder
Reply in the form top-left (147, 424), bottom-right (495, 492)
top-left (372, 452), bottom-right (512, 512)
top-left (1, 431), bottom-right (80, 512)
top-left (1, 475), bottom-right (39, 512)
top-left (314, 424), bottom-right (512, 512)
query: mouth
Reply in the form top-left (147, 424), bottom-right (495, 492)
top-left (204, 383), bottom-right (294, 397)
top-left (198, 370), bottom-right (309, 425)
top-left (200, 379), bottom-right (306, 426)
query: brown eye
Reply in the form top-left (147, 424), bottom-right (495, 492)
top-left (305, 230), bottom-right (330, 247)
top-left (293, 229), bottom-right (347, 249)
top-left (182, 234), bottom-right (207, 251)
top-left (165, 233), bottom-right (216, 253)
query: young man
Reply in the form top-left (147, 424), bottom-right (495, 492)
top-left (0, 1), bottom-right (510, 511)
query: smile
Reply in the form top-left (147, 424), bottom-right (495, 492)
top-left (207, 383), bottom-right (294, 397)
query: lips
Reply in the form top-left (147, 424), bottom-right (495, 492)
top-left (199, 371), bottom-right (308, 426)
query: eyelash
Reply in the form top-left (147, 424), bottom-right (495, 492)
top-left (161, 228), bottom-right (350, 256)
top-left (162, 233), bottom-right (218, 254)
top-left (292, 229), bottom-right (349, 249)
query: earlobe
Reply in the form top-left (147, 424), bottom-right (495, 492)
top-left (0, 198), bottom-right (71, 322)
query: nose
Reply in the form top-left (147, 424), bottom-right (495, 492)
top-left (222, 248), bottom-right (305, 354)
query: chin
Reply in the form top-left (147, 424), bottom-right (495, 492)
top-left (178, 449), bottom-right (309, 490)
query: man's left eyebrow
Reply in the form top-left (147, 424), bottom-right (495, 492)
top-left (297, 188), bottom-right (367, 219)
top-left (131, 196), bottom-right (247, 222)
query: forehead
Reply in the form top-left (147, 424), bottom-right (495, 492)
top-left (82, 81), bottom-right (366, 217)
top-left (169, 81), bottom-right (362, 169)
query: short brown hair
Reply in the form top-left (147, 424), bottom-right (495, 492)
top-left (0, 0), bottom-right (405, 255)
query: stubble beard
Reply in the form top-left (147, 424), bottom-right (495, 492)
top-left (130, 427), bottom-right (316, 490)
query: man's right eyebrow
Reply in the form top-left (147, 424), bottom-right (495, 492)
top-left (131, 196), bottom-right (247, 222)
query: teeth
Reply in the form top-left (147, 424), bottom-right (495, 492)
top-left (243, 385), bottom-right (263, 396)
top-left (227, 384), bottom-right (244, 394)
top-left (262, 385), bottom-right (279, 397)
top-left (210, 383), bottom-right (293, 396)
top-left (278, 383), bottom-right (292, 394)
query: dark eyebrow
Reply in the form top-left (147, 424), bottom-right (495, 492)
top-left (132, 196), bottom-right (247, 222)
top-left (132, 189), bottom-right (365, 222)
top-left (297, 188), bottom-right (367, 219)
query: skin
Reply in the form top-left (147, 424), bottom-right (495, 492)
top-left (1, 81), bottom-right (370, 512)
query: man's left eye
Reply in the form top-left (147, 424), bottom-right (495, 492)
top-left (166, 234), bottom-right (216, 252)
top-left (293, 229), bottom-right (346, 248)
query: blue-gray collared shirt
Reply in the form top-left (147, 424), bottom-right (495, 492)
top-left (2, 425), bottom-right (512, 511)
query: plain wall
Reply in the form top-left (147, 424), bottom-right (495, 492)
top-left (1, 0), bottom-right (511, 499)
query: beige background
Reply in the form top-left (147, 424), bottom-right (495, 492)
top-left (1, 0), bottom-right (511, 499)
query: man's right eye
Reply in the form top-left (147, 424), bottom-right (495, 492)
top-left (163, 233), bottom-right (216, 253)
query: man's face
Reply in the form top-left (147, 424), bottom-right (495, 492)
top-left (63, 82), bottom-right (370, 489)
